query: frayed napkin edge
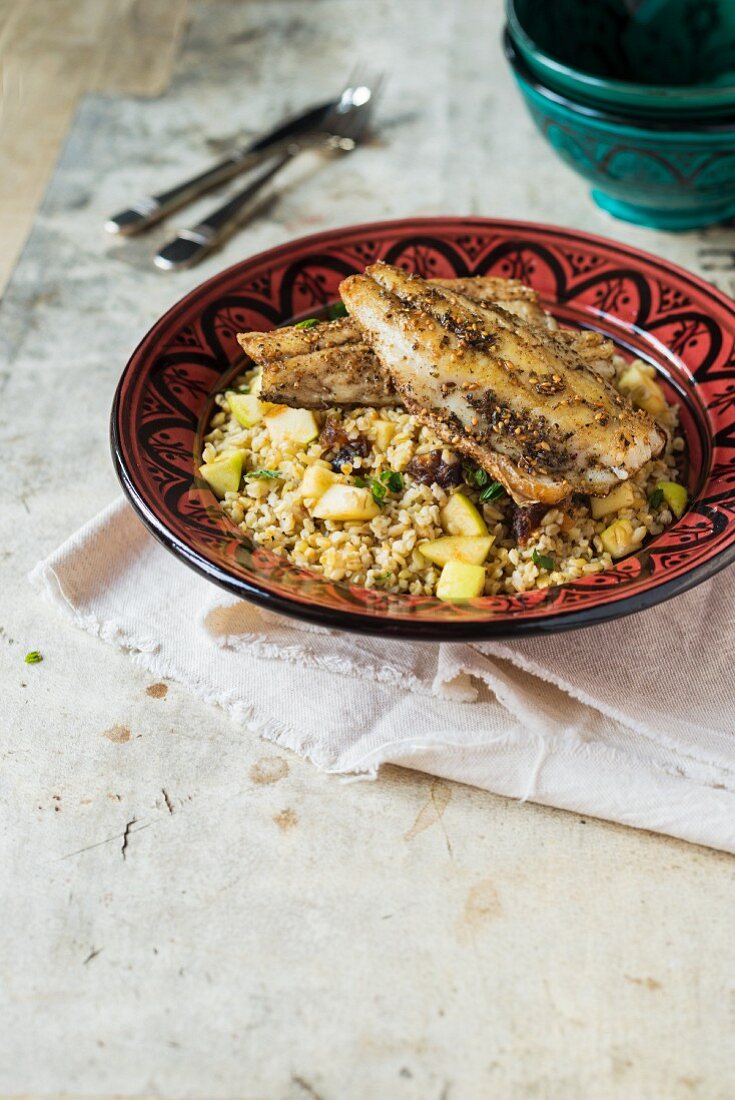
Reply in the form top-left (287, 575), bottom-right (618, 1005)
top-left (28, 556), bottom-right (735, 853)
top-left (28, 553), bottom-right (735, 792)
top-left (28, 557), bottom-right (346, 770)
top-left (28, 556), bottom-right (477, 770)
top-left (200, 620), bottom-right (478, 704)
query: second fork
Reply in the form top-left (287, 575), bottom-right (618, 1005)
top-left (155, 72), bottom-right (382, 271)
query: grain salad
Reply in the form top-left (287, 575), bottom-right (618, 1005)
top-left (200, 353), bottom-right (687, 599)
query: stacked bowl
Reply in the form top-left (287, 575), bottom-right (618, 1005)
top-left (504, 0), bottom-right (735, 229)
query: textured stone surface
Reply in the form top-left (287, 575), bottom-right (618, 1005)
top-left (2, 2), bottom-right (735, 1096)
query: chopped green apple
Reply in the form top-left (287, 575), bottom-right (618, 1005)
top-left (226, 391), bottom-right (264, 428)
top-left (198, 451), bottom-right (242, 498)
top-left (312, 484), bottom-right (380, 521)
top-left (436, 560), bottom-right (486, 601)
top-left (599, 518), bottom-right (641, 559)
top-left (440, 491), bottom-right (489, 537)
top-left (656, 480), bottom-right (688, 518)
top-left (590, 481), bottom-right (637, 519)
top-left (419, 535), bottom-right (494, 567)
top-left (250, 371), bottom-right (263, 397)
top-left (299, 464), bottom-right (339, 502)
top-left (264, 406), bottom-right (319, 445)
top-left (617, 363), bottom-right (668, 419)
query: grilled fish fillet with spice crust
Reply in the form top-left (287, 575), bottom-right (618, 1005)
top-left (237, 276), bottom-right (570, 409)
top-left (339, 263), bottom-right (666, 505)
top-left (247, 322), bottom-right (619, 410)
top-left (238, 316), bottom-right (394, 408)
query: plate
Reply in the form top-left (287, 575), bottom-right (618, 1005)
top-left (111, 218), bottom-right (735, 639)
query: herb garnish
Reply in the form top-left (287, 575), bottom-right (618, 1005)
top-left (328, 301), bottom-right (348, 320)
top-left (373, 571), bottom-right (393, 584)
top-left (235, 383), bottom-right (250, 394)
top-left (463, 462), bottom-right (489, 490)
top-left (354, 469), bottom-right (405, 506)
top-left (25, 650), bottom-right (43, 664)
top-left (246, 469), bottom-right (282, 480)
top-left (295, 318), bottom-right (320, 330)
top-left (480, 481), bottom-right (505, 503)
top-left (532, 550), bottom-right (555, 571)
top-left (381, 470), bottom-right (404, 494)
top-left (648, 487), bottom-right (664, 508)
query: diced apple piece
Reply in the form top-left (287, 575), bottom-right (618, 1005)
top-left (250, 371), bottom-right (263, 397)
top-left (617, 363), bottom-right (668, 418)
top-left (590, 481), bottom-right (637, 519)
top-left (440, 491), bottom-right (489, 537)
top-left (372, 420), bottom-right (396, 451)
top-left (657, 481), bottom-right (688, 518)
top-left (298, 465), bottom-right (339, 502)
top-left (312, 484), bottom-right (380, 521)
top-left (419, 535), bottom-right (494, 567)
top-left (264, 406), bottom-right (319, 445)
top-left (198, 452), bottom-right (242, 498)
top-left (436, 560), bottom-right (486, 601)
top-left (226, 391), bottom-right (264, 427)
top-left (599, 518), bottom-right (642, 559)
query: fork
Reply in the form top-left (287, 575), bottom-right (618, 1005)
top-left (104, 99), bottom-right (334, 237)
top-left (155, 70), bottom-right (382, 271)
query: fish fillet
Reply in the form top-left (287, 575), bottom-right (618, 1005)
top-left (237, 277), bottom-right (558, 408)
top-left (339, 264), bottom-right (666, 505)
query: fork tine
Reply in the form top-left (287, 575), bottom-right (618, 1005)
top-left (341, 62), bottom-right (370, 93)
top-left (370, 72), bottom-right (386, 99)
top-left (321, 68), bottom-right (382, 128)
top-left (340, 64), bottom-right (384, 100)
top-left (319, 66), bottom-right (384, 143)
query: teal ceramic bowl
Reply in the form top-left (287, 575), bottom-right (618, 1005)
top-left (507, 0), bottom-right (735, 118)
top-left (505, 31), bottom-right (735, 230)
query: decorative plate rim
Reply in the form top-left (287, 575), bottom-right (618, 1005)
top-left (111, 216), bottom-right (735, 640)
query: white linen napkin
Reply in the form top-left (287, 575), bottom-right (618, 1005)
top-left (30, 497), bottom-right (735, 852)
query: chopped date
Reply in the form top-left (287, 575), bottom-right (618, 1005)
top-left (405, 450), bottom-right (463, 488)
top-left (437, 463), bottom-right (464, 488)
top-left (512, 502), bottom-right (548, 546)
top-left (319, 417), bottom-right (371, 471)
top-left (331, 435), bottom-right (371, 471)
top-left (319, 417), bottom-right (350, 449)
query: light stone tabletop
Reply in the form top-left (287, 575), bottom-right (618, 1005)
top-left (2, 2), bottom-right (735, 1097)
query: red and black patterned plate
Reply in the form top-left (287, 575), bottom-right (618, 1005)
top-left (111, 218), bottom-right (735, 639)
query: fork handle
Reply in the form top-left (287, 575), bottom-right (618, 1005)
top-left (154, 149), bottom-right (295, 270)
top-left (105, 98), bottom-right (332, 236)
top-left (105, 149), bottom-right (267, 235)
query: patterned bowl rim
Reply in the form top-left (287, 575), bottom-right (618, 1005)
top-left (503, 29), bottom-right (735, 135)
top-left (505, 1), bottom-right (735, 113)
top-left (111, 216), bottom-right (735, 640)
